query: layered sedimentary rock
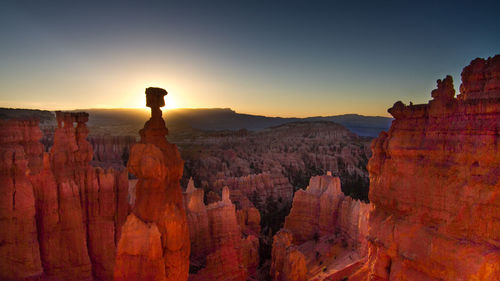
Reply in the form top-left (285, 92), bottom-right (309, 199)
top-left (114, 87), bottom-right (190, 281)
top-left (351, 56), bottom-right (500, 280)
top-left (184, 183), bottom-right (260, 281)
top-left (0, 119), bottom-right (43, 280)
top-left (271, 173), bottom-right (369, 280)
top-left (0, 113), bottom-right (130, 281)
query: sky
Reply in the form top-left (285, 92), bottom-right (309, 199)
top-left (0, 0), bottom-right (499, 117)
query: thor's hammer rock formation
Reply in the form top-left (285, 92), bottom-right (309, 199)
top-left (114, 88), bottom-right (190, 281)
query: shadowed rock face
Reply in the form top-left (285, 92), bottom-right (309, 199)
top-left (114, 88), bottom-right (190, 281)
top-left (350, 55), bottom-right (500, 280)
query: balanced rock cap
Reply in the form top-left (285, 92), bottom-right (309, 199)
top-left (145, 87), bottom-right (167, 108)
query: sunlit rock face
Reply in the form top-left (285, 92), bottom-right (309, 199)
top-left (351, 55), bottom-right (500, 280)
top-left (271, 173), bottom-right (369, 280)
top-left (184, 182), bottom-right (260, 281)
top-left (114, 88), bottom-right (190, 281)
top-left (36, 112), bottom-right (129, 281)
top-left (0, 113), bottom-right (129, 281)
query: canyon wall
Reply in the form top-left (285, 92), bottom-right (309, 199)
top-left (114, 88), bottom-right (190, 281)
top-left (184, 181), bottom-right (260, 281)
top-left (0, 112), bottom-right (129, 281)
top-left (351, 55), bottom-right (500, 280)
top-left (271, 173), bottom-right (370, 280)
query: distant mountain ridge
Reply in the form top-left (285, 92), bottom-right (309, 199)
top-left (164, 108), bottom-right (392, 137)
top-left (0, 107), bottom-right (392, 137)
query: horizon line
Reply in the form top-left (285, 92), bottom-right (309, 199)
top-left (0, 106), bottom-right (393, 119)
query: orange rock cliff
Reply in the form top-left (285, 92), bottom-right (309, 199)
top-left (349, 55), bottom-right (500, 280)
top-left (114, 87), bottom-right (190, 281)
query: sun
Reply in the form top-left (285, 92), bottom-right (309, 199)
top-left (164, 94), bottom-right (178, 110)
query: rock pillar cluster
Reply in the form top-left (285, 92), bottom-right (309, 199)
top-left (0, 112), bottom-right (129, 281)
top-left (0, 119), bottom-right (43, 280)
top-left (271, 173), bottom-right (370, 280)
top-left (184, 180), bottom-right (260, 281)
top-left (114, 87), bottom-right (190, 281)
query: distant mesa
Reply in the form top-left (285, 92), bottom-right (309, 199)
top-left (0, 106), bottom-right (392, 137)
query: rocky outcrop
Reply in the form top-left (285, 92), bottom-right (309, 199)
top-left (184, 183), bottom-right (260, 281)
top-left (237, 206), bottom-right (261, 237)
top-left (351, 56), bottom-right (500, 280)
top-left (183, 178), bottom-right (211, 264)
top-left (284, 173), bottom-right (369, 248)
top-left (114, 87), bottom-right (190, 281)
top-left (271, 173), bottom-right (369, 280)
top-left (269, 229), bottom-right (308, 281)
top-left (0, 113), bottom-right (130, 281)
top-left (0, 119), bottom-right (43, 280)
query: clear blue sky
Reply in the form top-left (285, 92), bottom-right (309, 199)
top-left (0, 0), bottom-right (499, 116)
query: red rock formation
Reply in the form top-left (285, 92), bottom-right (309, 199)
top-left (1, 113), bottom-right (129, 281)
top-left (183, 178), bottom-right (211, 265)
top-left (284, 173), bottom-right (368, 247)
top-left (272, 173), bottom-right (369, 280)
top-left (115, 87), bottom-right (190, 281)
top-left (237, 206), bottom-right (261, 237)
top-left (270, 230), bottom-right (308, 281)
top-left (184, 184), bottom-right (260, 281)
top-left (0, 120), bottom-right (43, 280)
top-left (31, 111), bottom-right (129, 281)
top-left (351, 56), bottom-right (500, 280)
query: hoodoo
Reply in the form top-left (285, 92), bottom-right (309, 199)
top-left (114, 88), bottom-right (190, 281)
top-left (0, 113), bottom-right (129, 281)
